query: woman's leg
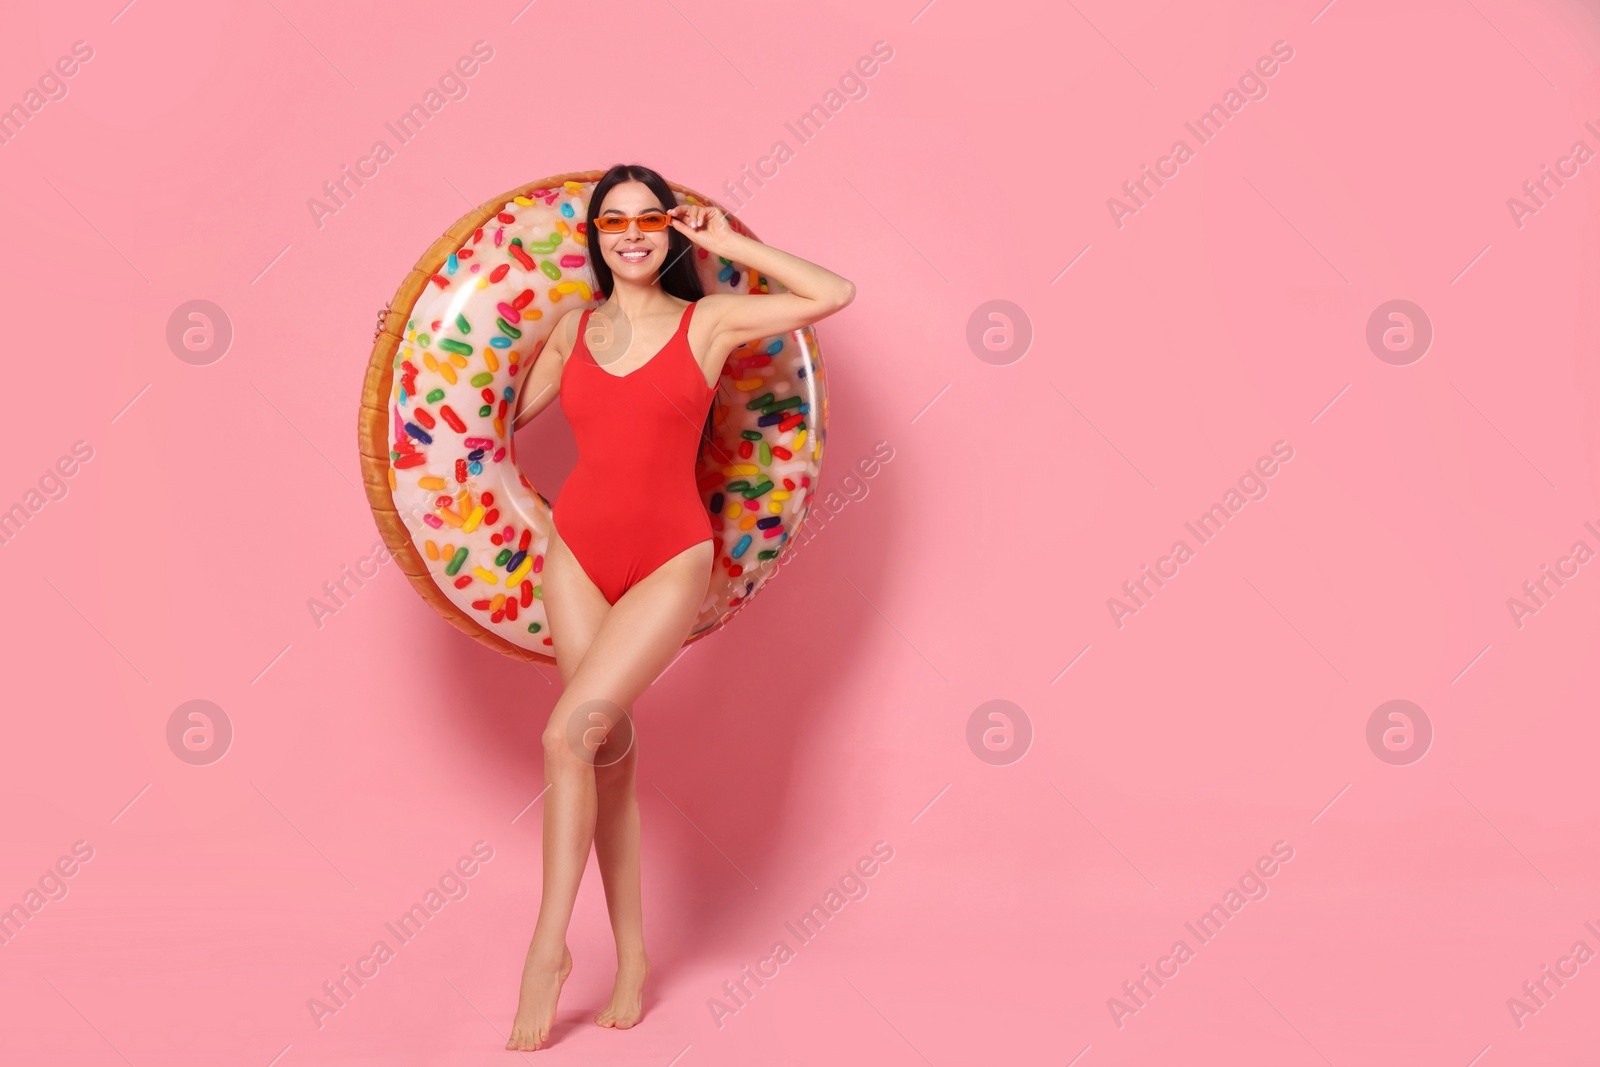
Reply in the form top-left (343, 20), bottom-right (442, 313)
top-left (546, 533), bottom-right (651, 1026)
top-left (593, 730), bottom-right (647, 1027)
top-left (506, 538), bottom-right (713, 1051)
top-left (505, 531), bottom-right (607, 1052)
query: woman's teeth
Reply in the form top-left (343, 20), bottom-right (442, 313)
top-left (620, 249), bottom-right (649, 261)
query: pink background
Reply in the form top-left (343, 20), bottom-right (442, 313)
top-left (3, 0), bottom-right (1600, 1063)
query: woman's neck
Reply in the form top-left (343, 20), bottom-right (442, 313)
top-left (604, 275), bottom-right (678, 320)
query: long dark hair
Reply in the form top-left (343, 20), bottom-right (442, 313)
top-left (587, 164), bottom-right (715, 456)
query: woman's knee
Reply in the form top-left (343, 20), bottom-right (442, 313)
top-left (541, 726), bottom-right (591, 771)
top-left (543, 697), bottom-right (631, 767)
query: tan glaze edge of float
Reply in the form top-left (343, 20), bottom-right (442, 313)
top-left (358, 171), bottom-right (776, 668)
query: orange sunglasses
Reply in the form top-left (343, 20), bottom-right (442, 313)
top-left (592, 210), bottom-right (673, 233)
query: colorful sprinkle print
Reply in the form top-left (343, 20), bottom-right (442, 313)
top-left (386, 180), bottom-right (826, 651)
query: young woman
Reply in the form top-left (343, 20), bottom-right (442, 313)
top-left (504, 163), bottom-right (854, 1051)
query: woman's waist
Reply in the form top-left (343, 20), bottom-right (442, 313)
top-left (562, 461), bottom-right (701, 499)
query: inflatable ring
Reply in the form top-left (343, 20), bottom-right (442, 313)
top-left (358, 171), bottom-right (827, 665)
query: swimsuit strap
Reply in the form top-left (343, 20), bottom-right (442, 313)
top-left (681, 301), bottom-right (710, 390)
top-left (577, 306), bottom-right (595, 365)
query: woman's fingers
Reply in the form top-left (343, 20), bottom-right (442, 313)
top-left (669, 204), bottom-right (717, 234)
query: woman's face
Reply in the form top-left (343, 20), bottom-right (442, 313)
top-left (595, 180), bottom-right (671, 280)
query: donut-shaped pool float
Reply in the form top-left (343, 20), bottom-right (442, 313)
top-left (358, 171), bottom-right (827, 665)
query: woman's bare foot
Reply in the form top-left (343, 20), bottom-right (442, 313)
top-left (594, 950), bottom-right (649, 1029)
top-left (506, 943), bottom-right (573, 1051)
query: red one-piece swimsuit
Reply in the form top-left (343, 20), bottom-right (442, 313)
top-left (553, 300), bottom-right (718, 605)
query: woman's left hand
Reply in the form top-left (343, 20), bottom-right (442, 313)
top-left (669, 204), bottom-right (738, 254)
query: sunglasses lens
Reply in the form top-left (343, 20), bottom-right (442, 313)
top-left (593, 212), bottom-right (669, 232)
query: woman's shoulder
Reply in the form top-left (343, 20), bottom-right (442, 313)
top-left (686, 292), bottom-right (727, 326)
top-left (547, 305), bottom-right (589, 360)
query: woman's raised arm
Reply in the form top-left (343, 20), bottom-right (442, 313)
top-left (669, 204), bottom-right (855, 353)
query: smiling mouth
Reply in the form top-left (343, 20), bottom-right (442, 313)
top-left (619, 248), bottom-right (651, 261)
